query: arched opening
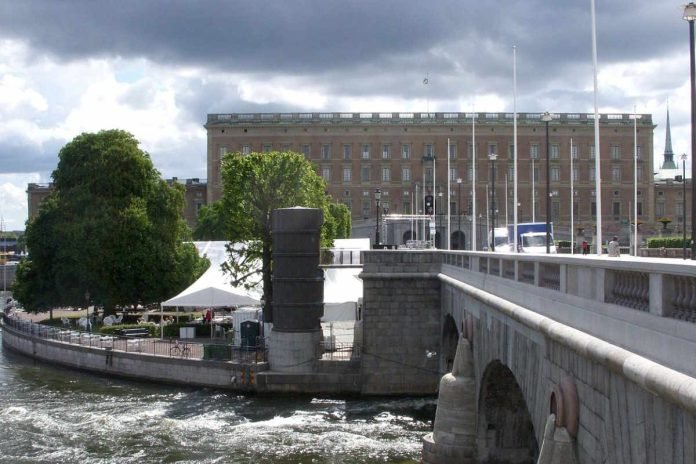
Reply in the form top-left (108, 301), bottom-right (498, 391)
top-left (451, 231), bottom-right (466, 250)
top-left (402, 230), bottom-right (414, 244)
top-left (441, 314), bottom-right (459, 373)
top-left (478, 360), bottom-right (538, 463)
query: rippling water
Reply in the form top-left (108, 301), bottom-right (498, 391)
top-left (0, 331), bottom-right (435, 463)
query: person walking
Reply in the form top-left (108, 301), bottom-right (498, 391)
top-left (581, 241), bottom-right (589, 255)
top-left (608, 236), bottom-right (621, 257)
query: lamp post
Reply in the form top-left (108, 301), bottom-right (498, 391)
top-left (374, 188), bottom-right (381, 247)
top-left (685, 3), bottom-right (696, 259)
top-left (489, 153), bottom-right (498, 251)
top-left (541, 111), bottom-right (553, 254)
top-left (683, 153), bottom-right (688, 259)
top-left (457, 177), bottom-right (463, 249)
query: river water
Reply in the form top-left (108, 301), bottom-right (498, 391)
top-left (0, 331), bottom-right (435, 463)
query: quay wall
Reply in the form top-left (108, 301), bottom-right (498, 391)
top-left (1, 324), bottom-right (264, 391)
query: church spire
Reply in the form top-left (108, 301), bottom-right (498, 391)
top-left (661, 105), bottom-right (677, 169)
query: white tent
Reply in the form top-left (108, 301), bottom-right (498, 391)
top-left (322, 266), bottom-right (363, 321)
top-left (161, 242), bottom-right (261, 308)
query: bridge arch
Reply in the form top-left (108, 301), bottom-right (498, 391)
top-left (477, 360), bottom-right (538, 463)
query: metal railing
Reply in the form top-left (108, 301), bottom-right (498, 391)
top-left (319, 340), bottom-right (361, 361)
top-left (1, 315), bottom-right (268, 363)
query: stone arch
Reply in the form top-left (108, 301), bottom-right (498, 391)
top-left (402, 230), bottom-right (414, 243)
top-left (441, 314), bottom-right (458, 373)
top-left (451, 230), bottom-right (466, 249)
top-left (477, 360), bottom-right (538, 463)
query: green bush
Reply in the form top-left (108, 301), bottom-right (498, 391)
top-left (557, 240), bottom-right (572, 248)
top-left (98, 323), bottom-right (159, 337)
top-left (647, 237), bottom-right (691, 249)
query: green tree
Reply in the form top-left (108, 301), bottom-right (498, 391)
top-left (220, 150), bottom-right (341, 321)
top-left (14, 129), bottom-right (208, 315)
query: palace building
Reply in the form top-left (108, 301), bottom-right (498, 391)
top-left (205, 111), bottom-right (658, 248)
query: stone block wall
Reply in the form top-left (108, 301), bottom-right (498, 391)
top-left (359, 250), bottom-right (442, 395)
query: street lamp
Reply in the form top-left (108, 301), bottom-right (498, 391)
top-left (684, 3), bottom-right (696, 259)
top-left (541, 111), bottom-right (553, 254)
top-left (374, 188), bottom-right (381, 247)
top-left (489, 153), bottom-right (498, 251)
top-left (457, 177), bottom-right (463, 249)
top-left (683, 153), bottom-right (688, 259)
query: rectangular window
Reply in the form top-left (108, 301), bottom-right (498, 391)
top-left (321, 144), bottom-right (331, 160)
top-left (637, 201), bottom-right (643, 216)
top-left (382, 167), bottom-right (391, 182)
top-left (468, 166), bottom-right (473, 182)
top-left (363, 144), bottom-right (371, 160)
top-left (611, 145), bottom-right (620, 160)
top-left (551, 166), bottom-right (560, 182)
top-left (425, 167), bottom-right (433, 179)
top-left (449, 144), bottom-right (457, 160)
top-left (262, 144), bottom-right (272, 153)
top-left (591, 201), bottom-right (597, 216)
top-left (656, 202), bottom-right (665, 218)
top-left (612, 165), bottom-right (621, 182)
top-left (613, 201), bottom-right (621, 219)
top-left (636, 166), bottom-right (643, 181)
top-left (488, 143), bottom-right (497, 155)
top-left (589, 166), bottom-right (595, 182)
top-left (550, 144), bottom-right (559, 160)
top-left (678, 202), bottom-right (685, 222)
top-left (322, 167), bottom-right (331, 181)
top-left (343, 168), bottom-right (352, 182)
top-left (401, 144), bottom-right (410, 160)
top-left (382, 144), bottom-right (390, 160)
top-left (302, 144), bottom-right (310, 158)
top-left (530, 143), bottom-right (539, 160)
top-left (589, 145), bottom-right (595, 160)
top-left (361, 166), bottom-right (370, 182)
top-left (572, 166), bottom-right (579, 182)
top-left (282, 143), bottom-right (292, 151)
top-left (242, 144), bottom-right (251, 155)
top-left (343, 144), bottom-right (352, 160)
top-left (552, 201), bottom-right (560, 221)
top-left (571, 144), bottom-right (578, 160)
top-left (508, 167), bottom-right (514, 182)
top-left (532, 166), bottom-right (539, 183)
top-left (402, 167), bottom-right (411, 182)
top-left (468, 143), bottom-right (474, 159)
top-left (218, 146), bottom-right (228, 157)
top-left (636, 145), bottom-right (642, 159)
top-left (449, 167), bottom-right (457, 181)
top-left (508, 144), bottom-right (514, 159)
top-left (425, 143), bottom-right (434, 158)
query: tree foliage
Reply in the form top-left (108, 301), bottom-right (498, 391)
top-left (219, 150), bottom-right (347, 321)
top-left (13, 130), bottom-right (208, 314)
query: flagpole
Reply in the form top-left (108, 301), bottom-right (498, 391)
top-left (447, 138), bottom-right (451, 250)
top-left (472, 109), bottom-right (477, 250)
top-left (513, 45), bottom-right (519, 253)
top-left (591, 0), bottom-right (602, 255)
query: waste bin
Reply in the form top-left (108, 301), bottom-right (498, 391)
top-left (240, 320), bottom-right (260, 348)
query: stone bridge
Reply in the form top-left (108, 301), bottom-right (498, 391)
top-left (359, 250), bottom-right (696, 463)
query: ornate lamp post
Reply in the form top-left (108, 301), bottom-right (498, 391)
top-left (374, 188), bottom-right (381, 247)
top-left (684, 3), bottom-right (696, 259)
top-left (541, 111), bottom-right (553, 253)
top-left (489, 153), bottom-right (498, 251)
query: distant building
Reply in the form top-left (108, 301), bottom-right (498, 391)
top-left (27, 179), bottom-right (206, 231)
top-left (205, 111), bottom-right (657, 247)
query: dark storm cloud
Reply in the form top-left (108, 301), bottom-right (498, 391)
top-left (0, 138), bottom-right (62, 174)
top-left (0, 1), bottom-right (683, 90)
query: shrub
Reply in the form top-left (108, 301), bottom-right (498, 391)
top-left (647, 237), bottom-right (690, 249)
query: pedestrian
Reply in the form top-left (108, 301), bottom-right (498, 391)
top-left (581, 241), bottom-right (589, 255)
top-left (608, 236), bottom-right (621, 257)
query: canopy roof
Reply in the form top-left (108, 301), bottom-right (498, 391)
top-left (162, 242), bottom-right (261, 308)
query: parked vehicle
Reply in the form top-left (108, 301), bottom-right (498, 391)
top-left (488, 227), bottom-right (511, 252)
top-left (507, 222), bottom-right (556, 253)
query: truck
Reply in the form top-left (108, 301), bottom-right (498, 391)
top-left (488, 227), bottom-right (511, 252)
top-left (507, 222), bottom-right (556, 253)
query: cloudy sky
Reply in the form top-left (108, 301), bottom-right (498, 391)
top-left (0, 0), bottom-right (689, 230)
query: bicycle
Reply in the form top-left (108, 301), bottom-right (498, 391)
top-left (170, 341), bottom-right (191, 358)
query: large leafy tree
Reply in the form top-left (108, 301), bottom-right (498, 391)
top-left (14, 129), bottom-right (208, 314)
top-left (220, 150), bottom-right (349, 322)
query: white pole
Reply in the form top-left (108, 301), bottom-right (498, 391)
top-left (447, 138), bottom-right (451, 250)
top-left (532, 159), bottom-right (536, 222)
top-left (411, 190), bottom-right (414, 242)
top-left (433, 148), bottom-right (436, 248)
top-left (634, 107), bottom-right (639, 256)
top-left (472, 110), bottom-right (477, 250)
top-left (1, 216), bottom-right (5, 313)
top-left (513, 45), bottom-right (519, 253)
top-left (570, 138), bottom-right (574, 255)
top-left (591, 0), bottom-right (602, 255)
top-left (505, 174), bottom-right (509, 228)
top-left (415, 183), bottom-right (419, 242)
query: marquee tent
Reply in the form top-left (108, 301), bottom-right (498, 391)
top-left (161, 242), bottom-right (261, 308)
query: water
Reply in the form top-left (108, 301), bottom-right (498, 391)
top-left (0, 331), bottom-right (435, 463)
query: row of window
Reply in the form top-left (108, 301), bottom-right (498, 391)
top-left (320, 164), bottom-right (644, 183)
top-left (219, 142), bottom-right (642, 161)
